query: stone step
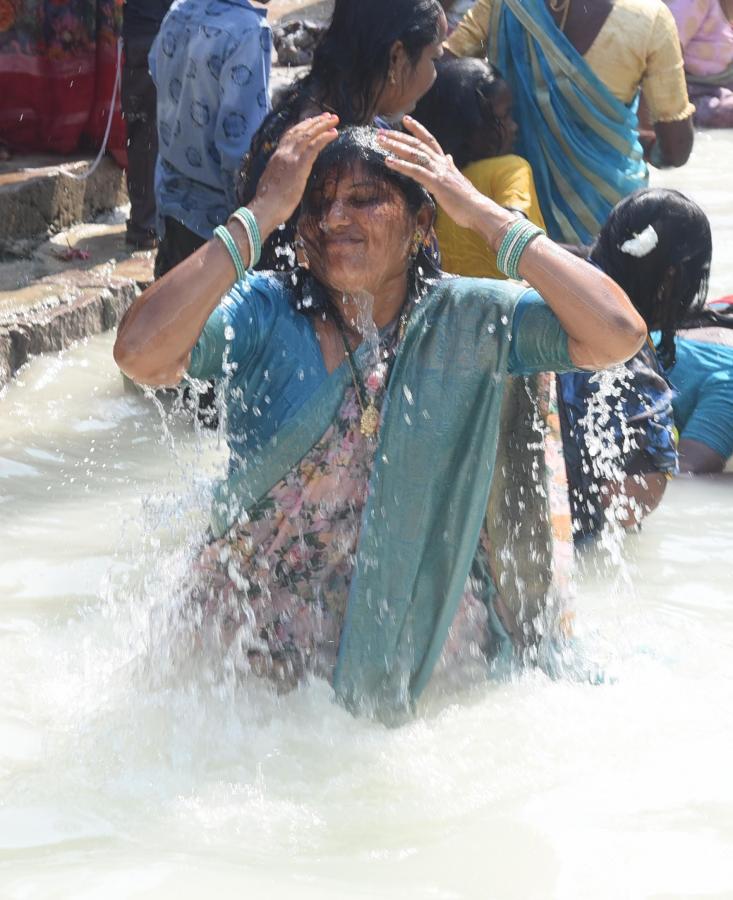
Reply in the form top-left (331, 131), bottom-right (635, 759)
top-left (0, 213), bottom-right (153, 390)
top-left (0, 155), bottom-right (127, 254)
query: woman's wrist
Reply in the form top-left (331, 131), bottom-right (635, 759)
top-left (247, 198), bottom-right (281, 246)
top-left (467, 195), bottom-right (516, 252)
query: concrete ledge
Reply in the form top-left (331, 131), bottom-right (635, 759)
top-left (0, 156), bottom-right (127, 250)
top-left (0, 279), bottom-right (144, 390)
top-left (0, 219), bottom-right (153, 390)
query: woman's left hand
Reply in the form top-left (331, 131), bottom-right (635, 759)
top-left (378, 117), bottom-right (506, 235)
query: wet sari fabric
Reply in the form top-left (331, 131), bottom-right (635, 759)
top-left (189, 273), bottom-right (576, 715)
top-left (195, 384), bottom-right (491, 688)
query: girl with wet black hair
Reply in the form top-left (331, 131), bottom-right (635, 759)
top-left (589, 188), bottom-right (712, 370)
top-left (237, 0), bottom-right (447, 271)
top-left (412, 57), bottom-right (544, 278)
top-left (559, 188), bottom-right (713, 538)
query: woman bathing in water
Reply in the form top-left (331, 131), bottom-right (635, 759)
top-left (114, 115), bottom-right (645, 716)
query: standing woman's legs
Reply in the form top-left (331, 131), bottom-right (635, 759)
top-left (121, 34), bottom-right (159, 247)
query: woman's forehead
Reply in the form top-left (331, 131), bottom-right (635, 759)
top-left (308, 160), bottom-right (400, 199)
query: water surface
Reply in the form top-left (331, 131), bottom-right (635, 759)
top-left (1, 131), bottom-right (732, 899)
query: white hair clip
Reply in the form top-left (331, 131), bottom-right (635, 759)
top-left (619, 224), bottom-right (658, 258)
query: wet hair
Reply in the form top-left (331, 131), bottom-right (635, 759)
top-left (238, 0), bottom-right (442, 208)
top-left (590, 188), bottom-right (712, 369)
top-left (304, 0), bottom-right (443, 123)
top-left (294, 126), bottom-right (440, 317)
top-left (413, 58), bottom-right (507, 170)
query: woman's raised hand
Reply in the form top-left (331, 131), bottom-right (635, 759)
top-left (249, 113), bottom-right (339, 238)
top-left (377, 117), bottom-right (501, 234)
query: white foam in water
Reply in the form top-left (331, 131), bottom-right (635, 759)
top-left (0, 134), bottom-right (732, 898)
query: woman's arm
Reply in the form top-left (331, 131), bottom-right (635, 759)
top-left (640, 4), bottom-right (696, 168)
top-left (113, 114), bottom-right (339, 387)
top-left (678, 438), bottom-right (727, 474)
top-left (378, 119), bottom-right (646, 369)
top-left (601, 471), bottom-right (668, 527)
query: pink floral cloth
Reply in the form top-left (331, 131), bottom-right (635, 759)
top-left (193, 385), bottom-right (489, 688)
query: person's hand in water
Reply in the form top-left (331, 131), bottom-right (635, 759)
top-left (250, 113), bottom-right (340, 238)
top-left (378, 116), bottom-right (494, 233)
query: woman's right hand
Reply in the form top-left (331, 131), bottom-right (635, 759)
top-left (248, 113), bottom-right (339, 239)
top-left (377, 116), bottom-right (513, 245)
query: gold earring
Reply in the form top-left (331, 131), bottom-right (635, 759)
top-left (389, 70), bottom-right (396, 85)
top-left (410, 229), bottom-right (424, 257)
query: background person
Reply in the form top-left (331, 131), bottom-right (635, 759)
top-left (122, 0), bottom-right (173, 250)
top-left (656, 297), bottom-right (733, 473)
top-left (444, 0), bottom-right (695, 244)
top-left (150, 0), bottom-right (272, 278)
top-left (237, 0), bottom-right (447, 272)
top-left (0, 0), bottom-right (127, 161)
top-left (558, 188), bottom-right (713, 536)
top-left (666, 0), bottom-right (733, 127)
top-left (412, 57), bottom-right (542, 278)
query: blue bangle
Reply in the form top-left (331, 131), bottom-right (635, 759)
top-left (214, 224), bottom-right (247, 282)
top-left (228, 207), bottom-right (262, 269)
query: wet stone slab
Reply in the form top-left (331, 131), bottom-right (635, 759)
top-left (0, 219), bottom-right (153, 391)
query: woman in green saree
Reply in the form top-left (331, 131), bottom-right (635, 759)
top-left (114, 114), bottom-right (645, 717)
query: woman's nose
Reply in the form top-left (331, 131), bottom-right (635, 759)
top-left (319, 199), bottom-right (350, 231)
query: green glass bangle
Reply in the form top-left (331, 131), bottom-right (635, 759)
top-left (505, 226), bottom-right (543, 280)
top-left (497, 220), bottom-right (544, 280)
top-left (495, 220), bottom-right (519, 273)
top-left (228, 207), bottom-right (262, 269)
top-left (496, 219), bottom-right (529, 275)
top-left (214, 224), bottom-right (247, 282)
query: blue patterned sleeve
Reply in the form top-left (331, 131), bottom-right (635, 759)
top-left (215, 26), bottom-right (272, 211)
top-left (508, 289), bottom-right (576, 375)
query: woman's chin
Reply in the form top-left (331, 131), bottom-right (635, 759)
top-left (318, 269), bottom-right (374, 298)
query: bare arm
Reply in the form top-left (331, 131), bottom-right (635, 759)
top-left (637, 95), bottom-right (693, 168)
top-left (678, 438), bottom-right (727, 474)
top-left (650, 118), bottom-right (694, 168)
top-left (378, 119), bottom-right (646, 369)
top-left (601, 471), bottom-right (668, 527)
top-left (113, 114), bottom-right (340, 387)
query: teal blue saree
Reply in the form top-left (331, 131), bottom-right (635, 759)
top-left (195, 274), bottom-right (576, 717)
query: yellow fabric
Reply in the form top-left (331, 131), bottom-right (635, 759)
top-left (436, 155), bottom-right (545, 279)
top-left (445, 0), bottom-right (695, 122)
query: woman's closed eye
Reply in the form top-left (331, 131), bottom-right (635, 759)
top-left (350, 194), bottom-right (382, 209)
